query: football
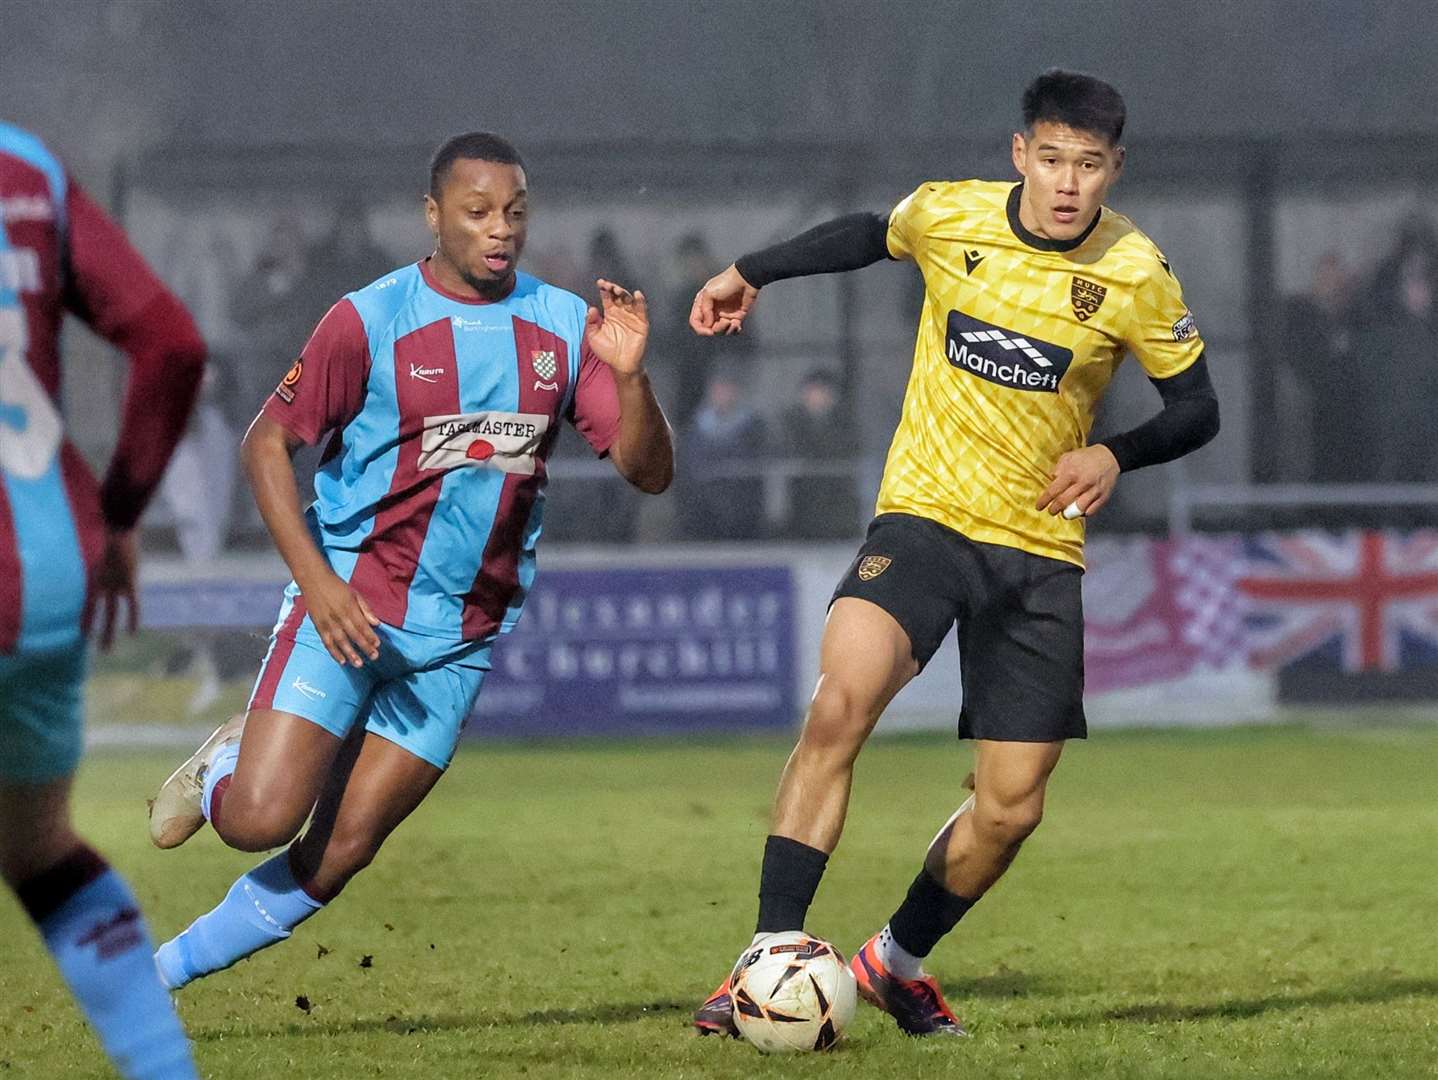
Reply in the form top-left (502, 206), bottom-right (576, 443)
top-left (729, 931), bottom-right (857, 1053)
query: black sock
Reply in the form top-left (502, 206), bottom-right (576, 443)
top-left (887, 869), bottom-right (977, 958)
top-left (754, 835), bottom-right (829, 934)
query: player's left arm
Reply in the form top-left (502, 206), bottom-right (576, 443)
top-left (62, 179), bottom-right (207, 644)
top-left (1038, 258), bottom-right (1219, 518)
top-left (575, 279), bottom-right (674, 494)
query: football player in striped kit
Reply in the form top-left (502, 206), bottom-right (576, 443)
top-left (148, 133), bottom-right (673, 990)
top-left (1, 120), bottom-right (205, 1078)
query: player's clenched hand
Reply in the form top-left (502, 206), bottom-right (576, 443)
top-left (584, 279), bottom-right (648, 376)
top-left (1037, 444), bottom-right (1120, 519)
top-left (689, 264), bottom-right (759, 336)
top-left (298, 569), bottom-right (381, 667)
top-left (87, 528), bottom-right (139, 653)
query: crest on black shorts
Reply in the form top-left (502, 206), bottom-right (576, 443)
top-left (1070, 276), bottom-right (1107, 322)
top-left (857, 555), bottom-right (891, 581)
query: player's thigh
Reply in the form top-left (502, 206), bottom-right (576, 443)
top-left (957, 551), bottom-right (1086, 743)
top-left (235, 602), bottom-right (379, 817)
top-left (360, 647), bottom-right (491, 773)
top-left (812, 598), bottom-right (921, 733)
top-left (0, 648), bottom-right (86, 790)
top-left (971, 739), bottom-right (1065, 808)
top-left (830, 513), bottom-right (966, 675)
top-left (292, 730), bottom-right (444, 885)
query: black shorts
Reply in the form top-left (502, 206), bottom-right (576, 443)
top-left (831, 512), bottom-right (1086, 742)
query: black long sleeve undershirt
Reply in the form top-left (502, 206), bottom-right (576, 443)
top-left (1097, 354), bottom-right (1221, 472)
top-left (734, 211), bottom-right (893, 287)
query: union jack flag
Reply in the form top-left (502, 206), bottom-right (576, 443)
top-left (1237, 531), bottom-right (1438, 673)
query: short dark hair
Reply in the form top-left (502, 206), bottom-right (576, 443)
top-left (1021, 69), bottom-right (1126, 146)
top-left (429, 132), bottom-right (525, 198)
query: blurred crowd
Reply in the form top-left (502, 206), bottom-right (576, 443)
top-left (1273, 217), bottom-right (1438, 485)
top-left (155, 215), bottom-right (869, 558)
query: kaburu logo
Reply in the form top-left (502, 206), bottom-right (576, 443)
top-left (944, 309), bottom-right (1073, 393)
top-left (292, 677), bottom-right (327, 701)
top-left (1071, 276), bottom-right (1107, 322)
top-left (531, 349), bottom-right (558, 391)
top-left (409, 363), bottom-right (445, 383)
top-left (857, 555), bottom-right (891, 581)
top-left (275, 359), bottom-right (302, 403)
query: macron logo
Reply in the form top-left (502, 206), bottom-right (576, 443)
top-left (292, 678), bottom-right (327, 702)
top-left (409, 364), bottom-right (445, 383)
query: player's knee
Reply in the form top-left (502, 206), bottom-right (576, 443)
top-left (320, 826), bottom-right (383, 884)
top-left (213, 789), bottom-right (307, 853)
top-left (973, 797), bottom-right (1044, 847)
top-left (798, 682), bottom-right (871, 758)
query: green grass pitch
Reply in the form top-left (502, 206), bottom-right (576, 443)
top-left (2, 724), bottom-right (1435, 1078)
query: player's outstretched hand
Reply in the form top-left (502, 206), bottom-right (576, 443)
top-left (298, 569), bottom-right (381, 668)
top-left (689, 264), bottom-right (759, 336)
top-left (87, 528), bottom-right (139, 652)
top-left (1037, 444), bottom-right (1120, 519)
top-left (584, 279), bottom-right (649, 376)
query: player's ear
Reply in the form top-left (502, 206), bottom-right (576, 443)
top-left (1011, 132), bottom-right (1028, 177)
top-left (1112, 145), bottom-right (1126, 179)
top-left (423, 193), bottom-right (440, 237)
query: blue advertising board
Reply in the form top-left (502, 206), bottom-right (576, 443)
top-left (472, 566), bottom-right (796, 737)
top-left (140, 565), bottom-right (797, 736)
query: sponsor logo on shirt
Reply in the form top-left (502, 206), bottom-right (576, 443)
top-left (450, 315), bottom-right (504, 332)
top-left (1172, 311), bottom-right (1198, 342)
top-left (944, 309), bottom-right (1072, 393)
top-left (0, 196), bottom-right (54, 224)
top-left (418, 410), bottom-right (551, 475)
top-left (0, 248), bottom-right (41, 293)
top-left (409, 363), bottom-right (445, 383)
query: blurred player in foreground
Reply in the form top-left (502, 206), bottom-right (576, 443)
top-left (148, 133), bottom-right (673, 989)
top-left (690, 70), bottom-right (1220, 1038)
top-left (0, 122), bottom-right (205, 1077)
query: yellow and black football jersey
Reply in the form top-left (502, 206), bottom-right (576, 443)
top-left (879, 179), bottom-right (1205, 567)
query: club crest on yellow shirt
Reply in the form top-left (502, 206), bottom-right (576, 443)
top-left (857, 555), bottom-right (892, 581)
top-left (1071, 276), bottom-right (1107, 322)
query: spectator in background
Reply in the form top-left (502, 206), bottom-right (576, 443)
top-left (229, 215), bottom-right (313, 406)
top-left (665, 232), bottom-right (754, 427)
top-left (781, 368), bottom-right (861, 539)
top-left (1355, 219), bottom-right (1438, 482)
top-left (1279, 250), bottom-right (1356, 481)
top-left (301, 196), bottom-right (392, 315)
top-left (679, 367), bottom-right (768, 540)
top-left (543, 226), bottom-right (644, 543)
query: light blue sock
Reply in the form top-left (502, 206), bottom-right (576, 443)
top-left (38, 869), bottom-right (199, 1080)
top-left (200, 741), bottom-right (240, 822)
top-left (154, 850), bottom-right (323, 991)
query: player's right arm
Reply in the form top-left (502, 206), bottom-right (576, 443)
top-left (689, 211), bottom-right (894, 336)
top-left (244, 300), bottom-right (379, 667)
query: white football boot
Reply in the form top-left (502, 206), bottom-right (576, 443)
top-left (148, 713), bottom-right (245, 848)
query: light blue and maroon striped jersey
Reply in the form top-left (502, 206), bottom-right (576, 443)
top-left (262, 258), bottom-right (621, 642)
top-left (0, 122), bottom-right (204, 655)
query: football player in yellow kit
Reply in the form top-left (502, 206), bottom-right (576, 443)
top-left (690, 69), bottom-right (1219, 1039)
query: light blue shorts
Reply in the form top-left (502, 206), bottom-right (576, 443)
top-left (248, 585), bottom-right (492, 770)
top-left (0, 647), bottom-right (88, 783)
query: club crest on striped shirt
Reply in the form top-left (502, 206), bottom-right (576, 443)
top-left (1070, 276), bottom-right (1107, 322)
top-left (531, 350), bottom-right (558, 391)
top-left (857, 555), bottom-right (891, 581)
